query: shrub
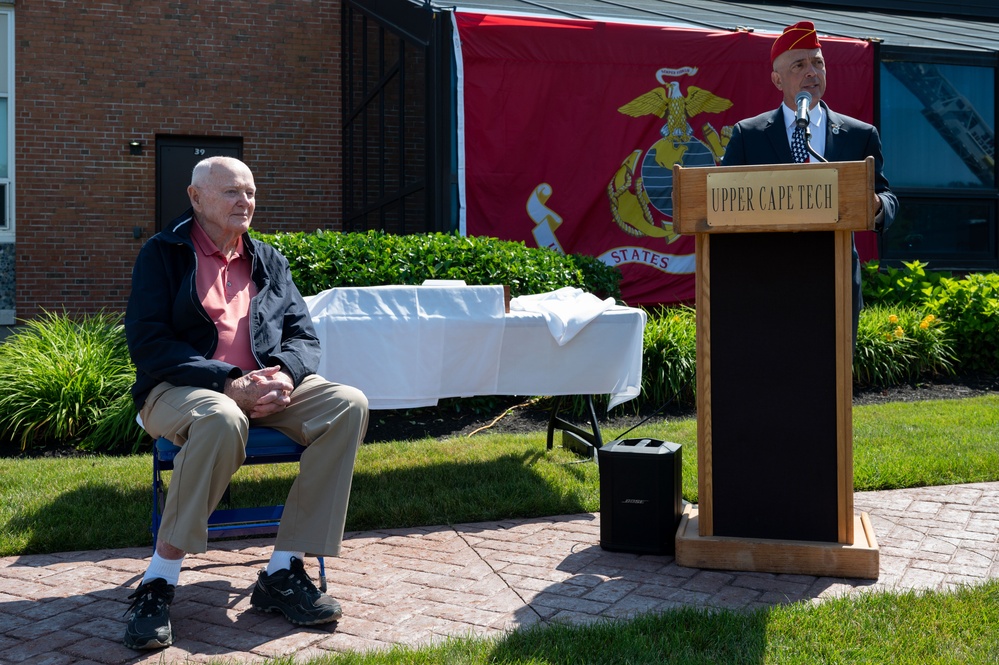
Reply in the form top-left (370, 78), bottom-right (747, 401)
top-left (921, 273), bottom-right (999, 374)
top-left (640, 306), bottom-right (697, 411)
top-left (863, 260), bottom-right (999, 374)
top-left (0, 234), bottom-right (623, 453)
top-left (632, 304), bottom-right (955, 410)
top-left (0, 311), bottom-right (144, 453)
top-left (854, 304), bottom-right (956, 387)
top-left (862, 259), bottom-right (950, 307)
top-left (0, 256), bottom-right (991, 454)
top-left (252, 229), bottom-right (623, 301)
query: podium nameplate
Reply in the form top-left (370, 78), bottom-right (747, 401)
top-left (672, 158), bottom-right (876, 234)
top-left (706, 169), bottom-right (839, 227)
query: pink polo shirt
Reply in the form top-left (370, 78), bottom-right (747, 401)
top-left (191, 219), bottom-right (260, 372)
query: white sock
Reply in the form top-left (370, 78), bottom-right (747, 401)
top-left (142, 552), bottom-right (184, 586)
top-left (266, 550), bottom-right (305, 576)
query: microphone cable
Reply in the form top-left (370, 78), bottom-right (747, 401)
top-left (609, 374), bottom-right (696, 442)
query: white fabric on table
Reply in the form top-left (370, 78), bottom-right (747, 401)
top-left (305, 285), bottom-right (506, 409)
top-left (305, 286), bottom-right (646, 412)
top-left (509, 286), bottom-right (616, 346)
top-left (496, 305), bottom-right (646, 411)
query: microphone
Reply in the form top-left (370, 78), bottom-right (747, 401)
top-left (795, 91), bottom-right (812, 129)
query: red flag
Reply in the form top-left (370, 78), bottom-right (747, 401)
top-left (457, 12), bottom-right (875, 306)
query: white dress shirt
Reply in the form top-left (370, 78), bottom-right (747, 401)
top-left (782, 102), bottom-right (826, 161)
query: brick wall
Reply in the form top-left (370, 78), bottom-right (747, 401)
top-left (14, 0), bottom-right (343, 319)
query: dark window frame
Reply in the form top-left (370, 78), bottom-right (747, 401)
top-left (341, 0), bottom-right (455, 235)
top-left (878, 45), bottom-right (999, 272)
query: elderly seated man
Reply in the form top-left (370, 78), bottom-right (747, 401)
top-left (122, 156), bottom-right (368, 650)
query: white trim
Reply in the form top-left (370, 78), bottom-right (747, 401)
top-left (172, 215), bottom-right (194, 233)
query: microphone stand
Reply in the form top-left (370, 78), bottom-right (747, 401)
top-left (804, 127), bottom-right (828, 163)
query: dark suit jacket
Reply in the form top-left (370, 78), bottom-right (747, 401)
top-left (720, 102), bottom-right (898, 341)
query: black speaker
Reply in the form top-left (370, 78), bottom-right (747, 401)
top-left (598, 438), bottom-right (682, 554)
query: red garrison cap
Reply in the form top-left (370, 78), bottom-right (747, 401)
top-left (771, 21), bottom-right (821, 64)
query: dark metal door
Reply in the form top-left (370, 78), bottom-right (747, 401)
top-left (155, 136), bottom-right (243, 231)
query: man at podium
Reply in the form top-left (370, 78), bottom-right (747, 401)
top-left (721, 20), bottom-right (898, 346)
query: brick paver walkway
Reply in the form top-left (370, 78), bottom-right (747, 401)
top-left (2, 482), bottom-right (999, 664)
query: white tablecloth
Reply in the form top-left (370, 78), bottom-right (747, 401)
top-left (305, 286), bottom-right (646, 411)
top-left (497, 306), bottom-right (645, 410)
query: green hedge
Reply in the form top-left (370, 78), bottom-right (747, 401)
top-left (252, 230), bottom-right (623, 301)
top-left (0, 248), bottom-right (993, 454)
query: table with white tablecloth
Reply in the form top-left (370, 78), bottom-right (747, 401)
top-left (305, 285), bottom-right (647, 450)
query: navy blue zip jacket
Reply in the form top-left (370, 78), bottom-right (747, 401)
top-left (124, 208), bottom-right (321, 410)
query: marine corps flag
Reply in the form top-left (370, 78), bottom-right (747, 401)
top-left (455, 12), bottom-right (875, 306)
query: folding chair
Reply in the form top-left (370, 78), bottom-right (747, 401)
top-left (151, 426), bottom-right (326, 590)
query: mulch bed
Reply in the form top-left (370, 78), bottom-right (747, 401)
top-left (4, 374), bottom-right (998, 457)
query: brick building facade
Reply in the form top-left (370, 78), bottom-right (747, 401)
top-left (7, 0), bottom-right (997, 325)
top-left (8, 0), bottom-right (343, 322)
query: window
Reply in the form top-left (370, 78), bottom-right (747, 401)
top-left (0, 9), bottom-right (11, 238)
top-left (879, 48), bottom-right (997, 270)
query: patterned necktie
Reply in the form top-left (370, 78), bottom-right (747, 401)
top-left (791, 126), bottom-right (809, 163)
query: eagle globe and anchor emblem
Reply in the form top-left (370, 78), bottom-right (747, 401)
top-left (609, 68), bottom-right (733, 241)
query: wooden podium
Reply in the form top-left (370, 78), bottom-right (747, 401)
top-left (671, 158), bottom-right (880, 579)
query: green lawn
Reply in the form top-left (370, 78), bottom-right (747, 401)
top-left (2, 395), bottom-right (998, 663)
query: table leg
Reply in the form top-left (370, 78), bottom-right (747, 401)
top-left (546, 395), bottom-right (604, 455)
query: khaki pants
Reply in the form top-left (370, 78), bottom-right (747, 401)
top-left (141, 375), bottom-right (368, 556)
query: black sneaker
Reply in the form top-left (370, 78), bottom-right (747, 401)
top-left (250, 557), bottom-right (342, 625)
top-left (123, 577), bottom-right (174, 650)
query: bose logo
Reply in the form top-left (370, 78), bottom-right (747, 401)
top-left (622, 499), bottom-right (648, 504)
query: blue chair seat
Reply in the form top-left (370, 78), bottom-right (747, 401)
top-left (152, 427), bottom-right (305, 541)
top-left (151, 426), bottom-right (326, 588)
top-left (154, 427), bottom-right (306, 466)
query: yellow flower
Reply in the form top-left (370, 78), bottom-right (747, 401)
top-left (894, 326), bottom-right (904, 338)
top-left (924, 314), bottom-right (936, 323)
top-left (919, 320), bottom-right (929, 330)
top-left (888, 314), bottom-right (899, 324)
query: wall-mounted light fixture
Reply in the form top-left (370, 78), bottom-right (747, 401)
top-left (129, 140), bottom-right (144, 156)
